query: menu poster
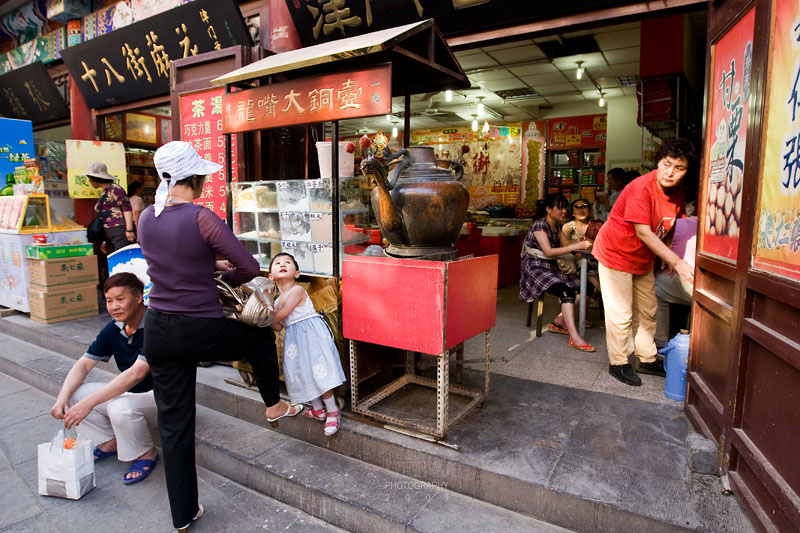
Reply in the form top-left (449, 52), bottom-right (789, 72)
top-left (547, 114), bottom-right (606, 149)
top-left (65, 139), bottom-right (127, 199)
top-left (179, 87), bottom-right (237, 219)
top-left (702, 8), bottom-right (754, 262)
top-left (753, 0), bottom-right (800, 280)
top-left (521, 121), bottom-right (546, 207)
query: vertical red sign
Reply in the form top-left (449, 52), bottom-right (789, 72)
top-left (703, 8), bottom-right (754, 262)
top-left (179, 87), bottom-right (237, 219)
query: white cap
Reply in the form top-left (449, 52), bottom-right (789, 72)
top-left (152, 141), bottom-right (222, 217)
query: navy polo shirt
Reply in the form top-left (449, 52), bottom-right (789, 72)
top-left (84, 320), bottom-right (152, 394)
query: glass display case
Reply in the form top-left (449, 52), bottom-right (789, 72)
top-left (231, 179), bottom-right (369, 275)
top-left (546, 148), bottom-right (606, 203)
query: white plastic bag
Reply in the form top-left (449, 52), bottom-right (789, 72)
top-left (37, 424), bottom-right (95, 500)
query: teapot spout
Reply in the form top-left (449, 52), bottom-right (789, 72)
top-left (360, 155), bottom-right (405, 235)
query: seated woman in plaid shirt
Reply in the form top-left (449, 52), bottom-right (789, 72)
top-left (520, 193), bottom-right (595, 352)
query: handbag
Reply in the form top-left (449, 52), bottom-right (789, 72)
top-left (216, 275), bottom-right (275, 327)
top-left (37, 423), bottom-right (95, 500)
top-left (86, 217), bottom-right (105, 244)
top-left (86, 192), bottom-right (107, 244)
top-left (585, 220), bottom-right (603, 241)
top-left (556, 254), bottom-right (578, 275)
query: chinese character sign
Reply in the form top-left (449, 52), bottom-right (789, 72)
top-left (547, 114), bottom-right (606, 149)
top-left (754, 0), bottom-right (800, 280)
top-left (0, 62), bottom-right (70, 124)
top-left (60, 0), bottom-right (252, 109)
top-left (180, 87), bottom-right (237, 219)
top-left (702, 8), bottom-right (754, 261)
top-left (222, 65), bottom-right (391, 133)
top-left (0, 118), bottom-right (34, 185)
top-left (65, 140), bottom-right (127, 199)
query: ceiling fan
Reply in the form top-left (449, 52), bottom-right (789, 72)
top-left (419, 92), bottom-right (450, 116)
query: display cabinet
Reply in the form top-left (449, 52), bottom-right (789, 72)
top-left (547, 148), bottom-right (606, 203)
top-left (231, 179), bottom-right (369, 275)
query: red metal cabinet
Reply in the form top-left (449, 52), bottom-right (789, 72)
top-left (342, 255), bottom-right (498, 355)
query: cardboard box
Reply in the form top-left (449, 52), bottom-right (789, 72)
top-left (28, 283), bottom-right (98, 324)
top-left (28, 256), bottom-right (98, 289)
top-left (26, 243), bottom-right (94, 259)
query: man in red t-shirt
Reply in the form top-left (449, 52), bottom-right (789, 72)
top-left (593, 138), bottom-right (696, 386)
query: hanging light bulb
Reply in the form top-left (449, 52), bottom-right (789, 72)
top-left (471, 114), bottom-right (478, 131)
top-left (386, 114), bottom-right (392, 122)
top-left (391, 124), bottom-right (398, 138)
top-left (482, 118), bottom-right (490, 135)
top-left (576, 61), bottom-right (584, 80)
top-left (476, 97), bottom-right (484, 117)
top-left (445, 90), bottom-right (452, 102)
top-left (599, 92), bottom-right (605, 107)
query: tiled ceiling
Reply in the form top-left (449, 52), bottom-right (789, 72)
top-left (342, 13), bottom-right (707, 136)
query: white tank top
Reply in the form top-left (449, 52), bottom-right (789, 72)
top-left (279, 287), bottom-right (317, 327)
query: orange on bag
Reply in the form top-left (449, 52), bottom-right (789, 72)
top-left (63, 437), bottom-right (76, 449)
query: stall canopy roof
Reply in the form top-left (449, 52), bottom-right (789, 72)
top-left (211, 19), bottom-right (468, 96)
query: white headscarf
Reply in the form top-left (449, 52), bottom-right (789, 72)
top-left (152, 141), bottom-right (222, 217)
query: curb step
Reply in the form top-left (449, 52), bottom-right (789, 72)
top-left (0, 324), bottom-right (705, 532)
top-left (0, 333), bottom-right (568, 533)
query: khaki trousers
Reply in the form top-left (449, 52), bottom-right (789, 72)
top-left (598, 264), bottom-right (658, 366)
top-left (71, 382), bottom-right (157, 461)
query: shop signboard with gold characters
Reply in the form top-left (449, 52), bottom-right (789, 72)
top-left (0, 62), bottom-right (70, 124)
top-left (221, 65), bottom-right (392, 133)
top-left (753, 0), bottom-right (800, 280)
top-left (60, 0), bottom-right (252, 109)
top-left (702, 8), bottom-right (754, 262)
top-left (65, 140), bottom-right (127, 199)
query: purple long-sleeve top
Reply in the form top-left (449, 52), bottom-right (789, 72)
top-left (138, 203), bottom-right (259, 318)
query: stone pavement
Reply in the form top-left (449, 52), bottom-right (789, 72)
top-left (0, 284), bottom-right (756, 532)
top-left (0, 373), bottom-right (344, 533)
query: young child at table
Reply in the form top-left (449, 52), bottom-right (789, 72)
top-left (269, 253), bottom-right (346, 436)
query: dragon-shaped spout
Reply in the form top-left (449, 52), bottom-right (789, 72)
top-left (360, 147), bottom-right (411, 236)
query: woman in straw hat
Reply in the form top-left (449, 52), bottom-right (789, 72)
top-left (87, 161), bottom-right (135, 254)
top-left (137, 141), bottom-right (302, 532)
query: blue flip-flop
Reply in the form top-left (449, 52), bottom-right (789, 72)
top-left (122, 455), bottom-right (159, 485)
top-left (93, 445), bottom-right (117, 462)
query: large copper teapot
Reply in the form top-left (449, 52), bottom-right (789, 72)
top-left (361, 145), bottom-right (469, 257)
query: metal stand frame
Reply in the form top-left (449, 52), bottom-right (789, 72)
top-left (349, 330), bottom-right (491, 441)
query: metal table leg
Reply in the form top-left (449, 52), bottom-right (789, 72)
top-left (579, 257), bottom-right (588, 338)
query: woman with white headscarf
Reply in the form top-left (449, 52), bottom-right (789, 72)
top-left (137, 141), bottom-right (303, 532)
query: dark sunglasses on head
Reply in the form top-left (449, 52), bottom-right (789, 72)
top-left (573, 204), bottom-right (590, 209)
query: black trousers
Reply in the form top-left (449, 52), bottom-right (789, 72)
top-left (103, 225), bottom-right (130, 255)
top-left (144, 308), bottom-right (280, 528)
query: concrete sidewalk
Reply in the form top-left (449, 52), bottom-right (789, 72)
top-left (0, 373), bottom-right (343, 533)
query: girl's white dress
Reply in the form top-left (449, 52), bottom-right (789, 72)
top-left (279, 287), bottom-right (346, 403)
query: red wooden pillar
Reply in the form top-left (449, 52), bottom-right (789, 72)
top-left (70, 76), bottom-right (96, 227)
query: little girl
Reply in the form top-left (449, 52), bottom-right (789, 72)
top-left (269, 253), bottom-right (346, 436)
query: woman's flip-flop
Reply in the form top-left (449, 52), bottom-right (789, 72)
top-left (568, 339), bottom-right (596, 352)
top-left (122, 455), bottom-right (159, 485)
top-left (93, 445), bottom-right (117, 462)
top-left (548, 322), bottom-right (569, 335)
top-left (303, 407), bottom-right (326, 422)
top-left (267, 402), bottom-right (304, 428)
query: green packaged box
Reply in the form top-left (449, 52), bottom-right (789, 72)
top-left (26, 243), bottom-right (94, 259)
